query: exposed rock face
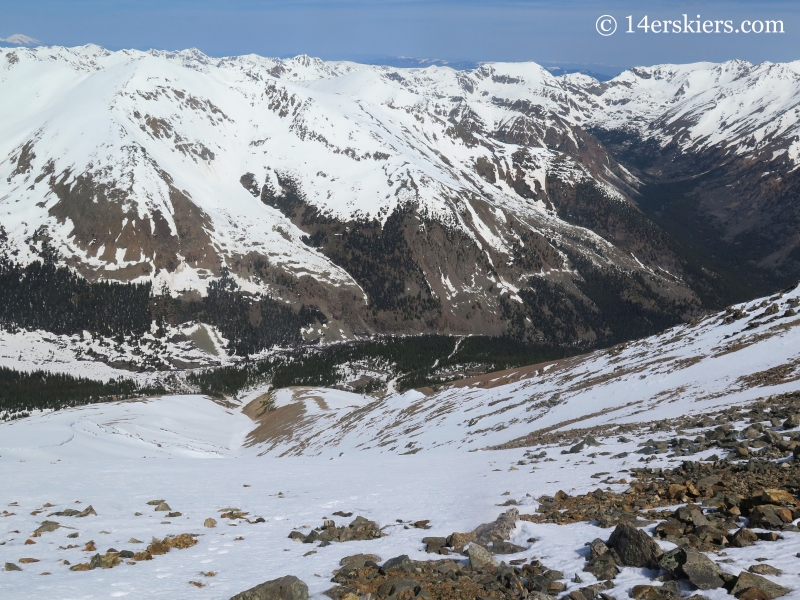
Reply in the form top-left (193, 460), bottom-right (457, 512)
top-left (230, 575), bottom-right (309, 600)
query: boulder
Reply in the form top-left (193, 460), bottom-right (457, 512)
top-left (5, 562), bottom-right (22, 571)
top-left (388, 579), bottom-right (417, 595)
top-left (607, 522), bottom-right (663, 569)
top-left (578, 580), bottom-right (615, 599)
top-left (654, 519), bottom-right (686, 538)
top-left (730, 528), bottom-right (758, 548)
top-left (658, 546), bottom-right (724, 590)
top-left (154, 502), bottom-right (171, 512)
top-left (783, 414), bottom-right (800, 429)
top-left (34, 520), bottom-right (60, 534)
top-left (490, 540), bottom-right (526, 554)
top-left (630, 584), bottom-right (680, 599)
top-left (748, 564), bottom-right (782, 576)
top-left (749, 505), bottom-right (789, 529)
top-left (583, 553), bottom-right (619, 580)
top-left (422, 537), bottom-right (447, 553)
top-left (587, 538), bottom-right (609, 560)
top-left (230, 575), bottom-right (309, 600)
top-left (447, 531), bottom-right (476, 552)
top-left (731, 572), bottom-right (790, 599)
top-left (339, 554), bottom-right (380, 569)
top-left (380, 555), bottom-right (412, 574)
top-left (473, 508), bottom-right (519, 544)
top-left (760, 489), bottom-right (795, 506)
top-left (738, 589), bottom-right (774, 600)
top-left (467, 543), bottom-right (498, 570)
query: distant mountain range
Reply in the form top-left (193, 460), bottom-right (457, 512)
top-left (0, 34), bottom-right (40, 46)
top-left (2, 45), bottom-right (800, 362)
top-left (359, 56), bottom-right (618, 81)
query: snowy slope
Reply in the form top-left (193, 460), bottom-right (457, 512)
top-left (583, 60), bottom-right (800, 165)
top-left (2, 284), bottom-right (798, 460)
top-left (239, 284), bottom-right (800, 456)
top-left (2, 286), bottom-right (800, 599)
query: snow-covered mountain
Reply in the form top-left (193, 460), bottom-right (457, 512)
top-left (2, 46), bottom-right (800, 353)
top-left (579, 60), bottom-right (800, 290)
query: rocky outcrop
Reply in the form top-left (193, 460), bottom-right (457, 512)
top-left (326, 554), bottom-right (565, 600)
top-left (288, 515), bottom-right (384, 545)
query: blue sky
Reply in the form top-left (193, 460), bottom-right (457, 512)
top-left (2, 0), bottom-right (799, 74)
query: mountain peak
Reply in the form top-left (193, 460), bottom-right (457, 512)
top-left (0, 33), bottom-right (41, 46)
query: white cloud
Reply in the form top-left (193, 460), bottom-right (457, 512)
top-left (0, 34), bottom-right (41, 46)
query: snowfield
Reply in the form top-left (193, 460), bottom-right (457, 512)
top-left (1, 287), bottom-right (800, 598)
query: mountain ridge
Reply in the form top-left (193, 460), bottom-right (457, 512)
top-left (2, 45), bottom-right (799, 359)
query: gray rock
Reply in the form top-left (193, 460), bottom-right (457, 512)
top-left (473, 508), bottom-right (519, 544)
top-left (578, 580), bottom-right (614, 599)
top-left (587, 538), bottom-right (609, 561)
top-left (380, 555), bottom-right (412, 574)
top-left (730, 527), bottom-right (758, 548)
top-left (422, 536), bottom-right (447, 553)
top-left (731, 572), bottom-right (790, 599)
top-left (784, 414), bottom-right (800, 430)
top-left (390, 579), bottom-right (418, 595)
top-left (34, 520), bottom-right (60, 534)
top-left (339, 553), bottom-right (380, 569)
top-left (49, 508), bottom-right (81, 517)
top-left (748, 564), bottom-right (783, 576)
top-left (607, 522), bottom-right (663, 569)
top-left (468, 543), bottom-right (498, 570)
top-left (658, 547), bottom-right (724, 590)
top-left (376, 576), bottom-right (401, 597)
top-left (583, 554), bottom-right (619, 581)
top-left (154, 501), bottom-right (171, 512)
top-left (490, 540), bottom-right (526, 554)
top-left (230, 575), bottom-right (308, 600)
top-left (749, 504), bottom-right (787, 529)
top-left (5, 562), bottom-right (22, 571)
top-left (435, 561), bottom-right (462, 574)
top-left (569, 441), bottom-right (586, 453)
